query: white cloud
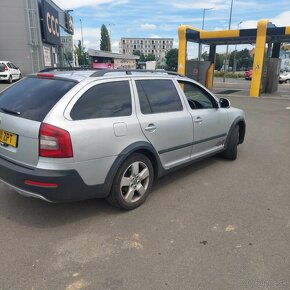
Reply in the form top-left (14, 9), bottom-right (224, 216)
top-left (73, 28), bottom-right (120, 53)
top-left (149, 34), bottom-right (161, 38)
top-left (239, 11), bottom-right (290, 29)
top-left (112, 41), bottom-right (120, 53)
top-left (73, 27), bottom-right (101, 50)
top-left (173, 3), bottom-right (226, 10)
top-left (140, 23), bottom-right (157, 30)
top-left (53, 0), bottom-right (127, 9)
top-left (171, 0), bottom-right (259, 11)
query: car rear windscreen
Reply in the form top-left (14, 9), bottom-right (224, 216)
top-left (0, 63), bottom-right (4, 72)
top-left (0, 77), bottom-right (77, 122)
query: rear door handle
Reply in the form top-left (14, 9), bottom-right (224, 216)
top-left (145, 123), bottom-right (157, 132)
top-left (194, 117), bottom-right (203, 124)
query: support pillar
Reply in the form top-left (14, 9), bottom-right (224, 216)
top-left (250, 19), bottom-right (268, 97)
top-left (178, 26), bottom-right (187, 75)
top-left (272, 43), bottom-right (281, 58)
top-left (206, 44), bottom-right (216, 89)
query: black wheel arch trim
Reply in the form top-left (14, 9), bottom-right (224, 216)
top-left (225, 116), bottom-right (246, 148)
top-left (103, 141), bottom-right (164, 195)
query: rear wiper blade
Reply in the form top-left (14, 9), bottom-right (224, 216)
top-left (0, 107), bottom-right (21, 116)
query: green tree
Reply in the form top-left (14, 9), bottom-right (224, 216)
top-left (146, 54), bottom-right (156, 61)
top-left (100, 24), bottom-right (111, 52)
top-left (201, 51), bottom-right (209, 61)
top-left (74, 40), bottom-right (89, 66)
top-left (65, 51), bottom-right (73, 61)
top-left (215, 53), bottom-right (225, 71)
top-left (165, 49), bottom-right (178, 71)
top-left (133, 50), bottom-right (146, 62)
top-left (228, 48), bottom-right (253, 71)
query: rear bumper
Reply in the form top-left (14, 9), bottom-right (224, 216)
top-left (0, 74), bottom-right (9, 80)
top-left (0, 156), bottom-right (109, 202)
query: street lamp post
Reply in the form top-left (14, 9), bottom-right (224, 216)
top-left (80, 19), bottom-right (84, 49)
top-left (79, 19), bottom-right (84, 66)
top-left (233, 21), bottom-right (243, 73)
top-left (198, 7), bottom-right (214, 82)
top-left (223, 0), bottom-right (234, 83)
top-left (108, 23), bottom-right (115, 52)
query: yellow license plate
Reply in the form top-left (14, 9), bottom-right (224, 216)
top-left (0, 129), bottom-right (18, 147)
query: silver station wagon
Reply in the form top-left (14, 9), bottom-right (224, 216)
top-left (0, 69), bottom-right (245, 210)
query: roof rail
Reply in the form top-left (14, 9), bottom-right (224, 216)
top-left (39, 67), bottom-right (93, 72)
top-left (90, 69), bottom-right (184, 77)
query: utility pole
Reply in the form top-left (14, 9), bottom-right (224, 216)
top-left (108, 23), bottom-right (115, 52)
top-left (223, 0), bottom-right (234, 83)
top-left (79, 19), bottom-right (84, 65)
top-left (80, 19), bottom-right (84, 49)
top-left (198, 7), bottom-right (213, 83)
top-left (233, 21), bottom-right (243, 73)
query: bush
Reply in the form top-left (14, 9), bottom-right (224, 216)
top-left (214, 71), bottom-right (244, 78)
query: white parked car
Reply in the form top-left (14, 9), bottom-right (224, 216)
top-left (279, 72), bottom-right (290, 84)
top-left (0, 61), bottom-right (22, 83)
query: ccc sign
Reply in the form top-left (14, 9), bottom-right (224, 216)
top-left (46, 12), bottom-right (59, 37)
top-left (42, 0), bottom-right (60, 45)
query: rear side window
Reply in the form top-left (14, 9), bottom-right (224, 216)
top-left (0, 77), bottom-right (76, 122)
top-left (136, 79), bottom-right (183, 114)
top-left (70, 81), bottom-right (132, 120)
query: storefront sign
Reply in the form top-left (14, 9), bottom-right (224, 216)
top-left (43, 46), bottom-right (52, 67)
top-left (65, 12), bottom-right (74, 35)
top-left (42, 0), bottom-right (60, 45)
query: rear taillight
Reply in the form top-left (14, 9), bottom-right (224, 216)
top-left (4, 64), bottom-right (8, 71)
top-left (39, 123), bottom-right (73, 158)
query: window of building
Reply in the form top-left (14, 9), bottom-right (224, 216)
top-left (71, 81), bottom-right (132, 120)
top-left (136, 79), bottom-right (183, 114)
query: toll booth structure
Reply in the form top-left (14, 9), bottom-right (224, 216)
top-left (178, 20), bottom-right (290, 97)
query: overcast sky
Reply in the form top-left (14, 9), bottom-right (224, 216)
top-left (53, 0), bottom-right (290, 57)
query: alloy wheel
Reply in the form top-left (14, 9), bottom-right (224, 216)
top-left (120, 161), bottom-right (150, 203)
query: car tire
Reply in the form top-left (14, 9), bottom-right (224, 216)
top-left (106, 153), bottom-right (154, 210)
top-left (222, 125), bottom-right (239, 160)
top-left (7, 75), bottom-right (12, 84)
top-left (19, 73), bottom-right (22, 80)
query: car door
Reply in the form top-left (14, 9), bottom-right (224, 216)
top-left (63, 78), bottom-right (148, 171)
top-left (10, 63), bottom-right (20, 79)
top-left (176, 80), bottom-right (228, 159)
top-left (6, 63), bottom-right (15, 80)
top-left (133, 78), bottom-right (193, 169)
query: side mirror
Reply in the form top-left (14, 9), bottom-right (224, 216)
top-left (219, 98), bottom-right (231, 108)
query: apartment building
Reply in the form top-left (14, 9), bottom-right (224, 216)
top-left (119, 37), bottom-right (174, 64)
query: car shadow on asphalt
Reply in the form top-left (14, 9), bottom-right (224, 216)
top-left (0, 156), bottom-right (225, 228)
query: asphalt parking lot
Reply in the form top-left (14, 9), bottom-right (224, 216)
top-left (0, 82), bottom-right (290, 290)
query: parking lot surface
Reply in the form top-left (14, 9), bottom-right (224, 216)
top-left (0, 84), bottom-right (290, 290)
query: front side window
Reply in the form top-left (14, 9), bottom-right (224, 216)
top-left (70, 81), bottom-right (132, 120)
top-left (177, 81), bottom-right (217, 110)
top-left (136, 79), bottom-right (183, 114)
